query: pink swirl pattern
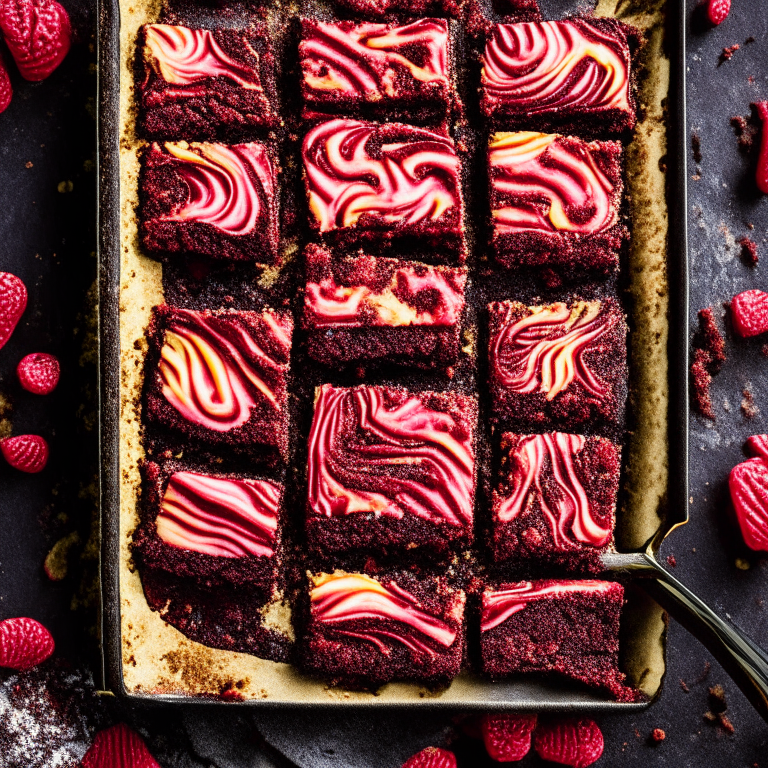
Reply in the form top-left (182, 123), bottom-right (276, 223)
top-left (491, 301), bottom-right (613, 401)
top-left (307, 385), bottom-right (475, 527)
top-left (482, 20), bottom-right (630, 115)
top-left (489, 132), bottom-right (617, 235)
top-left (302, 119), bottom-right (461, 232)
top-left (144, 25), bottom-right (262, 91)
top-left (156, 471), bottom-right (280, 558)
top-left (160, 142), bottom-right (274, 236)
top-left (497, 433), bottom-right (612, 548)
top-left (311, 573), bottom-right (457, 657)
top-left (300, 20), bottom-right (448, 98)
top-left (159, 309), bottom-right (288, 432)
top-left (481, 580), bottom-right (614, 632)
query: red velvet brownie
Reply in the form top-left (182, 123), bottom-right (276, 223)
top-left (302, 244), bottom-right (466, 371)
top-left (132, 460), bottom-right (284, 594)
top-left (139, 140), bottom-right (279, 264)
top-left (299, 19), bottom-right (454, 122)
top-left (302, 118), bottom-right (465, 258)
top-left (480, 579), bottom-right (633, 700)
top-left (306, 384), bottom-right (476, 560)
top-left (488, 132), bottom-right (627, 272)
top-left (300, 571), bottom-right (465, 688)
top-left (488, 299), bottom-right (627, 432)
top-left (138, 23), bottom-right (279, 141)
top-left (143, 305), bottom-right (292, 460)
top-left (331, 0), bottom-right (464, 20)
top-left (480, 19), bottom-right (639, 135)
top-left (491, 432), bottom-right (619, 572)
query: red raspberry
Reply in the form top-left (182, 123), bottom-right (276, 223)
top-left (82, 723), bottom-right (161, 768)
top-left (754, 101), bottom-right (768, 195)
top-left (731, 290), bottom-right (768, 338)
top-left (729, 457), bottom-right (768, 551)
top-left (402, 747), bottom-right (457, 768)
top-left (0, 0), bottom-right (71, 82)
top-left (706, 0), bottom-right (730, 25)
top-left (0, 617), bottom-right (54, 669)
top-left (534, 718), bottom-right (604, 768)
top-left (0, 54), bottom-right (11, 113)
top-left (17, 352), bottom-right (60, 394)
top-left (745, 434), bottom-right (768, 461)
top-left (481, 713), bottom-right (537, 761)
top-left (0, 271), bottom-right (27, 349)
top-left (0, 434), bottom-right (49, 472)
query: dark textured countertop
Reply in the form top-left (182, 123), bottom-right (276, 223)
top-left (1, 0), bottom-right (767, 764)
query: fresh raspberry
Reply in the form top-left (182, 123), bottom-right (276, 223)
top-left (0, 434), bottom-right (49, 472)
top-left (82, 723), bottom-right (161, 768)
top-left (534, 718), bottom-right (604, 768)
top-left (0, 617), bottom-right (54, 669)
top-left (0, 0), bottom-right (71, 82)
top-left (17, 352), bottom-right (60, 394)
top-left (0, 54), bottom-right (11, 113)
top-left (481, 713), bottom-right (537, 761)
top-left (706, 0), bottom-right (730, 25)
top-left (401, 747), bottom-right (457, 768)
top-left (754, 101), bottom-right (768, 195)
top-left (0, 271), bottom-right (27, 349)
top-left (729, 457), bottom-right (768, 551)
top-left (731, 290), bottom-right (768, 338)
top-left (745, 434), bottom-right (768, 461)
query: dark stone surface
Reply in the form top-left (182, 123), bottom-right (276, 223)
top-left (1, 0), bottom-right (767, 765)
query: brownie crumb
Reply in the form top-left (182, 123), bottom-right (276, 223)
top-left (680, 678), bottom-right (690, 693)
top-left (696, 661), bottom-right (713, 683)
top-left (738, 236), bottom-right (759, 266)
top-left (691, 131), bottom-right (702, 164)
top-left (731, 114), bottom-right (759, 151)
top-left (691, 348), bottom-right (715, 420)
top-left (698, 307), bottom-right (726, 371)
top-left (651, 728), bottom-right (666, 743)
top-left (719, 713), bottom-right (735, 735)
top-left (741, 387), bottom-right (758, 419)
top-left (720, 43), bottom-right (740, 62)
top-left (708, 684), bottom-right (727, 711)
top-left (666, 554), bottom-right (677, 567)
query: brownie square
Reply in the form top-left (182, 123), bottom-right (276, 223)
top-left (143, 305), bottom-right (292, 460)
top-left (300, 571), bottom-right (465, 688)
top-left (139, 141), bottom-right (279, 264)
top-left (132, 460), bottom-right (284, 594)
top-left (480, 579), bottom-right (634, 700)
top-left (302, 244), bottom-right (466, 371)
top-left (480, 19), bottom-right (639, 135)
top-left (331, 0), bottom-right (464, 20)
top-left (302, 118), bottom-right (465, 258)
top-left (306, 384), bottom-right (477, 560)
top-left (138, 24), bottom-right (279, 141)
top-left (487, 298), bottom-right (627, 433)
top-left (491, 432), bottom-right (620, 572)
top-left (299, 19), bottom-right (454, 122)
top-left (488, 132), bottom-right (627, 273)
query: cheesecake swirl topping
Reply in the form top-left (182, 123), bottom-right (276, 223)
top-left (303, 119), bottom-right (461, 232)
top-left (497, 433), bottom-right (612, 548)
top-left (490, 132), bottom-right (618, 235)
top-left (157, 471), bottom-right (280, 558)
top-left (307, 385), bottom-right (474, 527)
top-left (482, 20), bottom-right (630, 114)
top-left (491, 301), bottom-right (612, 401)
top-left (301, 20), bottom-right (448, 99)
top-left (158, 309), bottom-right (289, 432)
top-left (481, 580), bottom-right (614, 632)
top-left (145, 25), bottom-right (263, 90)
top-left (311, 573), bottom-right (458, 657)
top-left (160, 142), bottom-right (274, 236)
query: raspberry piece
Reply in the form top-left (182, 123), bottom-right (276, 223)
top-left (731, 290), bottom-right (768, 338)
top-left (17, 352), bottom-right (60, 394)
top-left (82, 723), bottom-right (161, 768)
top-left (0, 434), bottom-right (49, 472)
top-left (0, 271), bottom-right (27, 349)
top-left (0, 0), bottom-right (71, 82)
top-left (402, 747), bottom-right (457, 768)
top-left (0, 617), bottom-right (54, 669)
top-left (0, 54), bottom-right (11, 113)
top-left (754, 101), bottom-right (768, 195)
top-left (706, 0), bottom-right (730, 25)
top-left (481, 713), bottom-right (537, 761)
top-left (534, 718), bottom-right (604, 768)
top-left (745, 434), bottom-right (768, 461)
top-left (729, 457), bottom-right (768, 551)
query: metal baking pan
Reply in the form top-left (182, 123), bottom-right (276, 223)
top-left (97, 0), bottom-right (690, 708)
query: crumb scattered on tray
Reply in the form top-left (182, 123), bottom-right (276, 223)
top-left (741, 387), bottom-right (758, 419)
top-left (650, 728), bottom-right (666, 742)
top-left (691, 307), bottom-right (727, 420)
top-left (731, 114), bottom-right (759, 151)
top-left (666, 554), bottom-right (677, 567)
top-left (738, 235), bottom-right (759, 266)
top-left (720, 43), bottom-right (740, 62)
top-left (692, 131), bottom-right (702, 164)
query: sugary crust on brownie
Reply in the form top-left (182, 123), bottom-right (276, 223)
top-left (299, 571), bottom-right (465, 688)
top-left (143, 305), bottom-right (292, 459)
top-left (487, 298), bottom-right (627, 433)
top-left (488, 132), bottom-right (628, 272)
top-left (139, 140), bottom-right (280, 264)
top-left (138, 23), bottom-right (279, 141)
top-left (331, 0), bottom-right (465, 20)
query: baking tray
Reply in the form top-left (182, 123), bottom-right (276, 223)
top-left (97, 0), bottom-right (688, 707)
